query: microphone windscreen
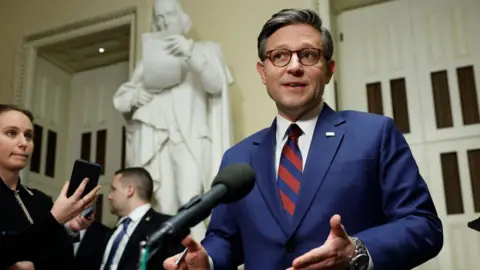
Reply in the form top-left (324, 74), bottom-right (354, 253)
top-left (212, 163), bottom-right (256, 203)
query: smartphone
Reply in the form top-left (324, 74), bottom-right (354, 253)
top-left (81, 205), bottom-right (95, 219)
top-left (67, 159), bottom-right (102, 198)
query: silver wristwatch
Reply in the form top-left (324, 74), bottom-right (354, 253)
top-left (348, 237), bottom-right (369, 270)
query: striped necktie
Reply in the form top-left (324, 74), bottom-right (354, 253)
top-left (103, 217), bottom-right (132, 269)
top-left (278, 124), bottom-right (303, 220)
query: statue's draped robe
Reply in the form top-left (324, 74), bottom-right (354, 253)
top-left (113, 34), bottom-right (233, 241)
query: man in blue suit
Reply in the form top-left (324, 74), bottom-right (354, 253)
top-left (164, 8), bottom-right (443, 270)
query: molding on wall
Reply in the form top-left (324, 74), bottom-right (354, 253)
top-left (25, 7), bottom-right (136, 43)
top-left (13, 7), bottom-right (137, 189)
top-left (13, 7), bottom-right (137, 108)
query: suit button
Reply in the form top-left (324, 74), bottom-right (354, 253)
top-left (285, 239), bottom-right (295, 253)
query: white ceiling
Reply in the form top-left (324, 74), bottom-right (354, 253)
top-left (37, 24), bottom-right (130, 74)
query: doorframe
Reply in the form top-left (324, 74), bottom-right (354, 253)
top-left (13, 7), bottom-right (137, 110)
top-left (13, 7), bottom-right (137, 185)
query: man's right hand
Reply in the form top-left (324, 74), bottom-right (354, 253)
top-left (50, 178), bottom-right (101, 224)
top-left (163, 236), bottom-right (210, 270)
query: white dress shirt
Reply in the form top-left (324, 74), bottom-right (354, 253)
top-left (274, 102), bottom-right (323, 176)
top-left (100, 204), bottom-right (152, 270)
top-left (73, 229), bottom-right (87, 256)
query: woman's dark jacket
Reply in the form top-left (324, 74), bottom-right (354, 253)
top-left (0, 178), bottom-right (74, 269)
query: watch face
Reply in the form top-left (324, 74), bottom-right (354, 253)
top-left (354, 254), bottom-right (370, 270)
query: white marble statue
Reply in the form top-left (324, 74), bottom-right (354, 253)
top-left (112, 0), bottom-right (233, 241)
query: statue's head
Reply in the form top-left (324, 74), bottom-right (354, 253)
top-left (153, 0), bottom-right (192, 35)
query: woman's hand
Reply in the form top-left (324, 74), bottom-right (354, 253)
top-left (50, 178), bottom-right (100, 224)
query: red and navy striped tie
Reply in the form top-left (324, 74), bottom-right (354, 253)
top-left (278, 124), bottom-right (303, 220)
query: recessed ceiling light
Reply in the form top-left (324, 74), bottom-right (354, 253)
top-left (98, 48), bottom-right (105, 53)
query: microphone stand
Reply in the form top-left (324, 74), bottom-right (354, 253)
top-left (138, 196), bottom-right (201, 269)
top-left (147, 223), bottom-right (190, 261)
top-left (138, 222), bottom-right (191, 270)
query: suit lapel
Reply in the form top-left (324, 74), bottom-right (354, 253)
top-left (76, 229), bottom-right (92, 258)
top-left (290, 105), bottom-right (345, 234)
top-left (118, 209), bottom-right (154, 268)
top-left (251, 121), bottom-right (290, 236)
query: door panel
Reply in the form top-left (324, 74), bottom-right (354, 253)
top-left (337, 0), bottom-right (480, 268)
top-left (67, 61), bottom-right (128, 225)
top-left (424, 138), bottom-right (480, 269)
top-left (336, 0), bottom-right (424, 145)
top-left (411, 0), bottom-right (480, 142)
top-left (26, 57), bottom-right (71, 197)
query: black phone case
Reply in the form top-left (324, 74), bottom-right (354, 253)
top-left (67, 159), bottom-right (102, 198)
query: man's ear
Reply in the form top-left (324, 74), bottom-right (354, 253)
top-left (256, 61), bottom-right (267, 85)
top-left (126, 185), bottom-right (135, 198)
top-left (326, 60), bottom-right (336, 84)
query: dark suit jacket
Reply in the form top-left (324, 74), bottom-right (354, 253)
top-left (117, 208), bottom-right (184, 270)
top-left (0, 180), bottom-right (74, 270)
top-left (202, 104), bottom-right (444, 270)
top-left (72, 221), bottom-right (113, 270)
top-left (0, 211), bottom-right (68, 269)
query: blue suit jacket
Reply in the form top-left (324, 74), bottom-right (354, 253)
top-left (202, 104), bottom-right (443, 270)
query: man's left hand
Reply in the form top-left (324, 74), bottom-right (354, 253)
top-left (66, 213), bottom-right (94, 232)
top-left (288, 215), bottom-right (355, 270)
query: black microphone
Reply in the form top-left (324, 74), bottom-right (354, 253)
top-left (146, 163), bottom-right (256, 248)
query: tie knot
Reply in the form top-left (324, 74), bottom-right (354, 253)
top-left (287, 124), bottom-right (303, 139)
top-left (121, 217), bottom-right (132, 228)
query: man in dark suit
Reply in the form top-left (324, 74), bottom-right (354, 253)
top-left (100, 167), bottom-right (183, 270)
top-left (164, 8), bottom-right (444, 270)
top-left (72, 221), bottom-right (112, 270)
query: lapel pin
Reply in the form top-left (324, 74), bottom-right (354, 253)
top-left (326, 132), bottom-right (335, 137)
top-left (146, 216), bottom-right (151, 222)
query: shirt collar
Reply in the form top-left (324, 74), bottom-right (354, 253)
top-left (275, 101), bottom-right (324, 143)
top-left (118, 203), bottom-right (152, 226)
top-left (0, 176), bottom-right (33, 195)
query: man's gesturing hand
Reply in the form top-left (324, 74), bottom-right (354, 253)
top-left (289, 215), bottom-right (355, 270)
top-left (163, 235), bottom-right (210, 270)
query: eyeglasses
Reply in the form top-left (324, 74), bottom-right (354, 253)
top-left (265, 48), bottom-right (324, 67)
